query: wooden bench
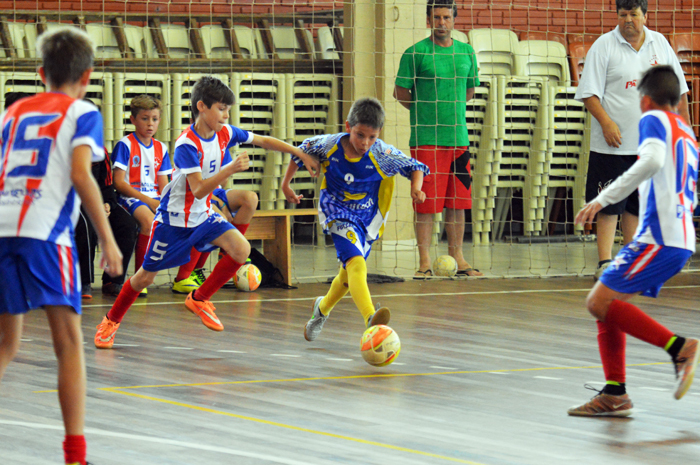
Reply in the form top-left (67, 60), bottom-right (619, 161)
top-left (246, 208), bottom-right (318, 286)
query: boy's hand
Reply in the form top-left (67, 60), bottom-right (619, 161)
top-left (100, 239), bottom-right (124, 278)
top-left (575, 200), bottom-right (603, 226)
top-left (104, 203), bottom-right (111, 218)
top-left (146, 198), bottom-right (160, 213)
top-left (232, 151), bottom-right (250, 173)
top-left (411, 188), bottom-right (426, 204)
top-left (283, 184), bottom-right (303, 204)
top-left (295, 150), bottom-right (320, 177)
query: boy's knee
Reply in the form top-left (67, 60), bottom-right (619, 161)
top-left (229, 237), bottom-right (250, 264)
top-left (585, 294), bottom-right (609, 321)
top-left (244, 191), bottom-right (259, 208)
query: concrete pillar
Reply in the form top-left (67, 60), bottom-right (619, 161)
top-left (343, 0), bottom-right (425, 246)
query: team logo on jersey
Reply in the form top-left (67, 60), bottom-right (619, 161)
top-left (650, 55), bottom-right (658, 66)
top-left (344, 173), bottom-right (354, 184)
top-left (132, 155), bottom-right (140, 167)
top-left (625, 79), bottom-right (637, 89)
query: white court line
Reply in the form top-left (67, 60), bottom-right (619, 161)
top-left (81, 284), bottom-right (700, 309)
top-left (326, 358), bottom-right (353, 361)
top-left (392, 363), bottom-right (406, 366)
top-left (163, 347), bottom-right (194, 350)
top-left (112, 344), bottom-right (140, 347)
top-left (20, 338), bottom-right (32, 342)
top-left (430, 366), bottom-right (458, 370)
top-left (534, 376), bottom-right (561, 380)
top-left (639, 387), bottom-right (670, 391)
top-left (0, 419), bottom-right (312, 465)
top-left (217, 350), bottom-right (246, 353)
top-left (489, 372), bottom-right (509, 375)
top-left (271, 354), bottom-right (301, 358)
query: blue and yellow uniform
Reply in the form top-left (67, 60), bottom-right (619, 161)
top-left (294, 133), bottom-right (429, 263)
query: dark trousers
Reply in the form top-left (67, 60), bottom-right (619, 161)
top-left (75, 204), bottom-right (138, 286)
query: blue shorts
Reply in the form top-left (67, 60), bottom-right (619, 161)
top-left (0, 237), bottom-right (81, 314)
top-left (212, 188), bottom-right (229, 209)
top-left (329, 220), bottom-right (374, 265)
top-left (142, 213), bottom-right (235, 272)
top-left (600, 241), bottom-right (692, 298)
top-left (118, 196), bottom-right (160, 216)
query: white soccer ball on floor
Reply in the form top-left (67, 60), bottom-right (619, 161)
top-left (360, 325), bottom-right (401, 367)
top-left (432, 255), bottom-right (458, 277)
top-left (234, 264), bottom-right (262, 291)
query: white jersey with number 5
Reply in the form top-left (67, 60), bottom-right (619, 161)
top-left (636, 110), bottom-right (698, 251)
top-left (0, 93), bottom-right (104, 246)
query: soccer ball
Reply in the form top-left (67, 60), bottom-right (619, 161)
top-left (360, 325), bottom-right (401, 367)
top-left (432, 255), bottom-right (458, 277)
top-left (233, 264), bottom-right (262, 292)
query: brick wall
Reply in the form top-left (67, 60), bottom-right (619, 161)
top-left (0, 1), bottom-right (697, 35)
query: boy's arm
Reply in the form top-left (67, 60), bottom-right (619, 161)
top-left (156, 174), bottom-right (170, 195)
top-left (576, 139), bottom-right (665, 225)
top-left (113, 168), bottom-right (160, 212)
top-left (251, 134), bottom-right (319, 177)
top-left (187, 152), bottom-right (250, 199)
top-left (410, 170), bottom-right (426, 204)
top-left (281, 160), bottom-right (303, 204)
top-left (71, 146), bottom-right (123, 277)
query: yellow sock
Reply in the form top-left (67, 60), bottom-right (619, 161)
top-left (345, 256), bottom-right (375, 323)
top-left (319, 266), bottom-right (348, 315)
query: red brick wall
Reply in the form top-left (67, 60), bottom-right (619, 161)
top-left (0, 1), bottom-right (696, 35)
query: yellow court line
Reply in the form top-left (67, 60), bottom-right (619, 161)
top-left (102, 387), bottom-right (487, 465)
top-left (94, 361), bottom-right (669, 391)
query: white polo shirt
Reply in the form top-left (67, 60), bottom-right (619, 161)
top-left (575, 26), bottom-right (688, 155)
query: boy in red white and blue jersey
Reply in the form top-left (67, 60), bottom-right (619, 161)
top-left (112, 95), bottom-right (172, 290)
top-left (94, 75), bottom-right (317, 348)
top-left (0, 28), bottom-right (123, 465)
top-left (569, 65), bottom-right (700, 418)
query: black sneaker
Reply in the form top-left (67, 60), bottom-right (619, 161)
top-left (81, 284), bottom-right (93, 300)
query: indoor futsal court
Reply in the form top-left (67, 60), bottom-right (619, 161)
top-left (3, 259), bottom-right (700, 464)
top-left (4, 0), bottom-right (700, 464)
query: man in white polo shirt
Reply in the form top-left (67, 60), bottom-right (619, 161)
top-left (575, 0), bottom-right (690, 280)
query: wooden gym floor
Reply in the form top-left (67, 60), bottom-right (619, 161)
top-left (2, 273), bottom-right (700, 464)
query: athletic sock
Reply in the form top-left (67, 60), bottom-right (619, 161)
top-left (597, 319), bottom-right (627, 384)
top-left (194, 254), bottom-right (243, 301)
top-left (601, 381), bottom-right (627, 396)
top-left (175, 248), bottom-right (200, 282)
top-left (195, 251), bottom-right (210, 269)
top-left (134, 233), bottom-right (150, 272)
top-left (666, 335), bottom-right (687, 362)
top-left (605, 299), bottom-right (675, 349)
top-left (345, 257), bottom-right (375, 323)
top-left (320, 266), bottom-right (349, 315)
top-left (106, 278), bottom-right (141, 323)
top-left (233, 222), bottom-right (249, 236)
top-left (63, 434), bottom-right (86, 465)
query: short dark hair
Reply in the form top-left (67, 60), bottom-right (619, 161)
top-left (37, 27), bottom-right (94, 88)
top-left (347, 97), bottom-right (385, 130)
top-left (427, 0), bottom-right (458, 19)
top-left (616, 0), bottom-right (647, 14)
top-left (190, 76), bottom-right (235, 119)
top-left (638, 65), bottom-right (680, 107)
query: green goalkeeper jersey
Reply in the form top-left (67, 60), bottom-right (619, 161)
top-left (395, 37), bottom-right (479, 147)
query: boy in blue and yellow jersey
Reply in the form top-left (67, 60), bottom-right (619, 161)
top-left (282, 97), bottom-right (429, 341)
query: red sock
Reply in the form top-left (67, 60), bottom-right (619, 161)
top-left (134, 234), bottom-right (150, 272)
top-left (175, 248), bottom-right (200, 281)
top-left (606, 299), bottom-right (675, 349)
top-left (233, 222), bottom-right (249, 236)
top-left (597, 319), bottom-right (627, 384)
top-left (195, 252), bottom-right (210, 269)
top-left (106, 278), bottom-right (141, 323)
top-left (63, 434), bottom-right (86, 465)
top-left (194, 254), bottom-right (243, 301)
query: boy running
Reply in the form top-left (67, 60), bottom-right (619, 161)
top-left (0, 28), bottom-right (122, 465)
top-left (282, 97), bottom-right (429, 340)
top-left (94, 76), bottom-right (315, 348)
top-left (569, 65), bottom-right (700, 417)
